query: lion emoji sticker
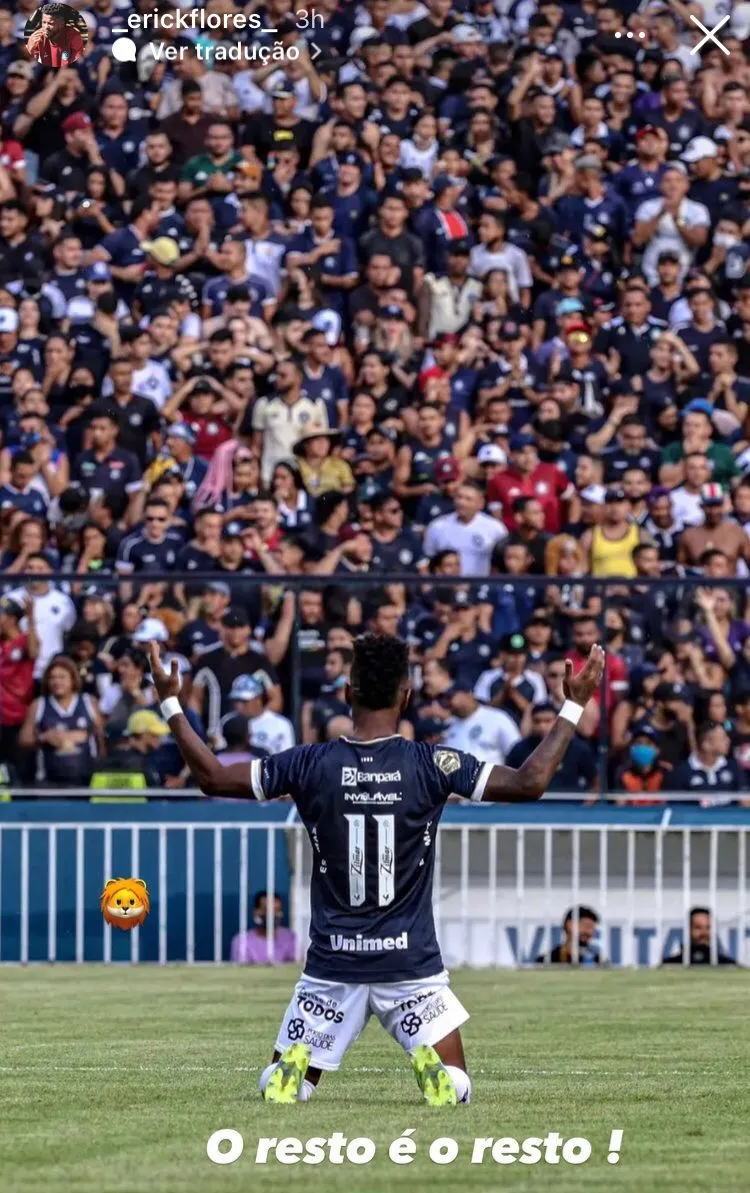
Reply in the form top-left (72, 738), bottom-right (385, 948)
top-left (100, 878), bottom-right (150, 931)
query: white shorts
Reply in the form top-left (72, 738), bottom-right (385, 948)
top-left (274, 970), bottom-right (469, 1072)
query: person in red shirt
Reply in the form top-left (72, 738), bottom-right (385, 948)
top-left (0, 595), bottom-right (39, 780)
top-left (487, 433), bottom-right (572, 532)
top-left (567, 614), bottom-right (628, 737)
top-left (182, 382), bottom-right (234, 462)
top-left (26, 3), bottom-right (85, 68)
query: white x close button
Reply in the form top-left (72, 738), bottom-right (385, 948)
top-left (689, 13), bottom-right (730, 54)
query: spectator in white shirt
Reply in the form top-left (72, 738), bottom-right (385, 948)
top-left (469, 209), bottom-right (533, 306)
top-left (423, 481), bottom-right (507, 577)
top-left (441, 682), bottom-right (521, 765)
top-left (633, 163), bottom-right (710, 286)
top-left (220, 674), bottom-right (295, 754)
top-left (9, 553), bottom-right (76, 678)
top-left (669, 452), bottom-right (712, 528)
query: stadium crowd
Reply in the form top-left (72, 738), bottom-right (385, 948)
top-left (1, 0), bottom-right (750, 797)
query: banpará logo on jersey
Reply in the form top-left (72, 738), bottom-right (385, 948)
top-left (344, 790), bottom-right (402, 804)
top-left (341, 767), bottom-right (402, 785)
top-left (433, 748), bottom-right (461, 776)
top-left (330, 931), bottom-right (408, 952)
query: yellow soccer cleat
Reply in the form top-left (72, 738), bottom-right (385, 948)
top-left (263, 1043), bottom-right (311, 1104)
top-left (410, 1044), bottom-right (458, 1106)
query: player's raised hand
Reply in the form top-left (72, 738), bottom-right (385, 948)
top-left (147, 640), bottom-right (180, 701)
top-left (563, 645), bottom-right (605, 706)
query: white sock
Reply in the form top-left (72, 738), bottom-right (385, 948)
top-left (444, 1066), bottom-right (471, 1103)
top-left (259, 1064), bottom-right (316, 1102)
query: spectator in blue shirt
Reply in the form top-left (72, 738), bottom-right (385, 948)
top-left (0, 452), bottom-right (48, 519)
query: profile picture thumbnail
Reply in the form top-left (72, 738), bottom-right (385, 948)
top-left (24, 2), bottom-right (88, 68)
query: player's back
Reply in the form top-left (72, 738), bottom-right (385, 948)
top-left (252, 735), bottom-right (486, 982)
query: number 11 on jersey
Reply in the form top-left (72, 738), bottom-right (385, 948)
top-left (344, 813), bottom-right (395, 907)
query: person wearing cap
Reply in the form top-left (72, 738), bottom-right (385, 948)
top-left (321, 149), bottom-right (376, 243)
top-left (190, 606), bottom-right (280, 736)
top-left (440, 676), bottom-right (521, 765)
top-left (648, 250), bottom-right (683, 322)
top-left (683, 136), bottom-right (737, 214)
top-left (528, 252), bottom-right (585, 351)
top-left (163, 422), bottom-right (208, 504)
top-left (632, 163), bottom-right (710, 286)
top-left (488, 434), bottom-right (572, 534)
top-left (677, 483), bottom-right (749, 575)
top-left (412, 454), bottom-right (462, 531)
top-left (119, 708), bottom-right (176, 781)
top-left (555, 152), bottom-right (627, 250)
top-left (221, 674), bottom-right (295, 755)
top-left (37, 111), bottom-right (99, 198)
top-left (423, 480), bottom-right (508, 577)
top-left (293, 425), bottom-right (353, 497)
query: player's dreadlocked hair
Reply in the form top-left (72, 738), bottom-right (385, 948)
top-left (42, 2), bottom-right (70, 14)
top-left (351, 633), bottom-right (409, 710)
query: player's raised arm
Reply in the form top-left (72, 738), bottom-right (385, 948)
top-left (479, 646), bottom-right (605, 803)
top-left (147, 641), bottom-right (255, 798)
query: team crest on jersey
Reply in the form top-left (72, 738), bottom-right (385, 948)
top-left (434, 748), bottom-right (460, 776)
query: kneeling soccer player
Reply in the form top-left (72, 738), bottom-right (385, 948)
top-left (148, 633), bottom-right (603, 1104)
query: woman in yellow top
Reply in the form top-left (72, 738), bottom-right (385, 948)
top-left (580, 487), bottom-right (646, 578)
top-left (293, 427), bottom-right (355, 497)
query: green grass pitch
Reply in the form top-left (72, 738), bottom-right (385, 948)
top-left (2, 967), bottom-right (749, 1193)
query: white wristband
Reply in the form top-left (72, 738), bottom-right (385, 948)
top-left (160, 697), bottom-right (182, 722)
top-left (560, 699), bottom-right (584, 727)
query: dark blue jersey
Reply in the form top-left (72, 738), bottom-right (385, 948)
top-left (251, 736), bottom-right (488, 981)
